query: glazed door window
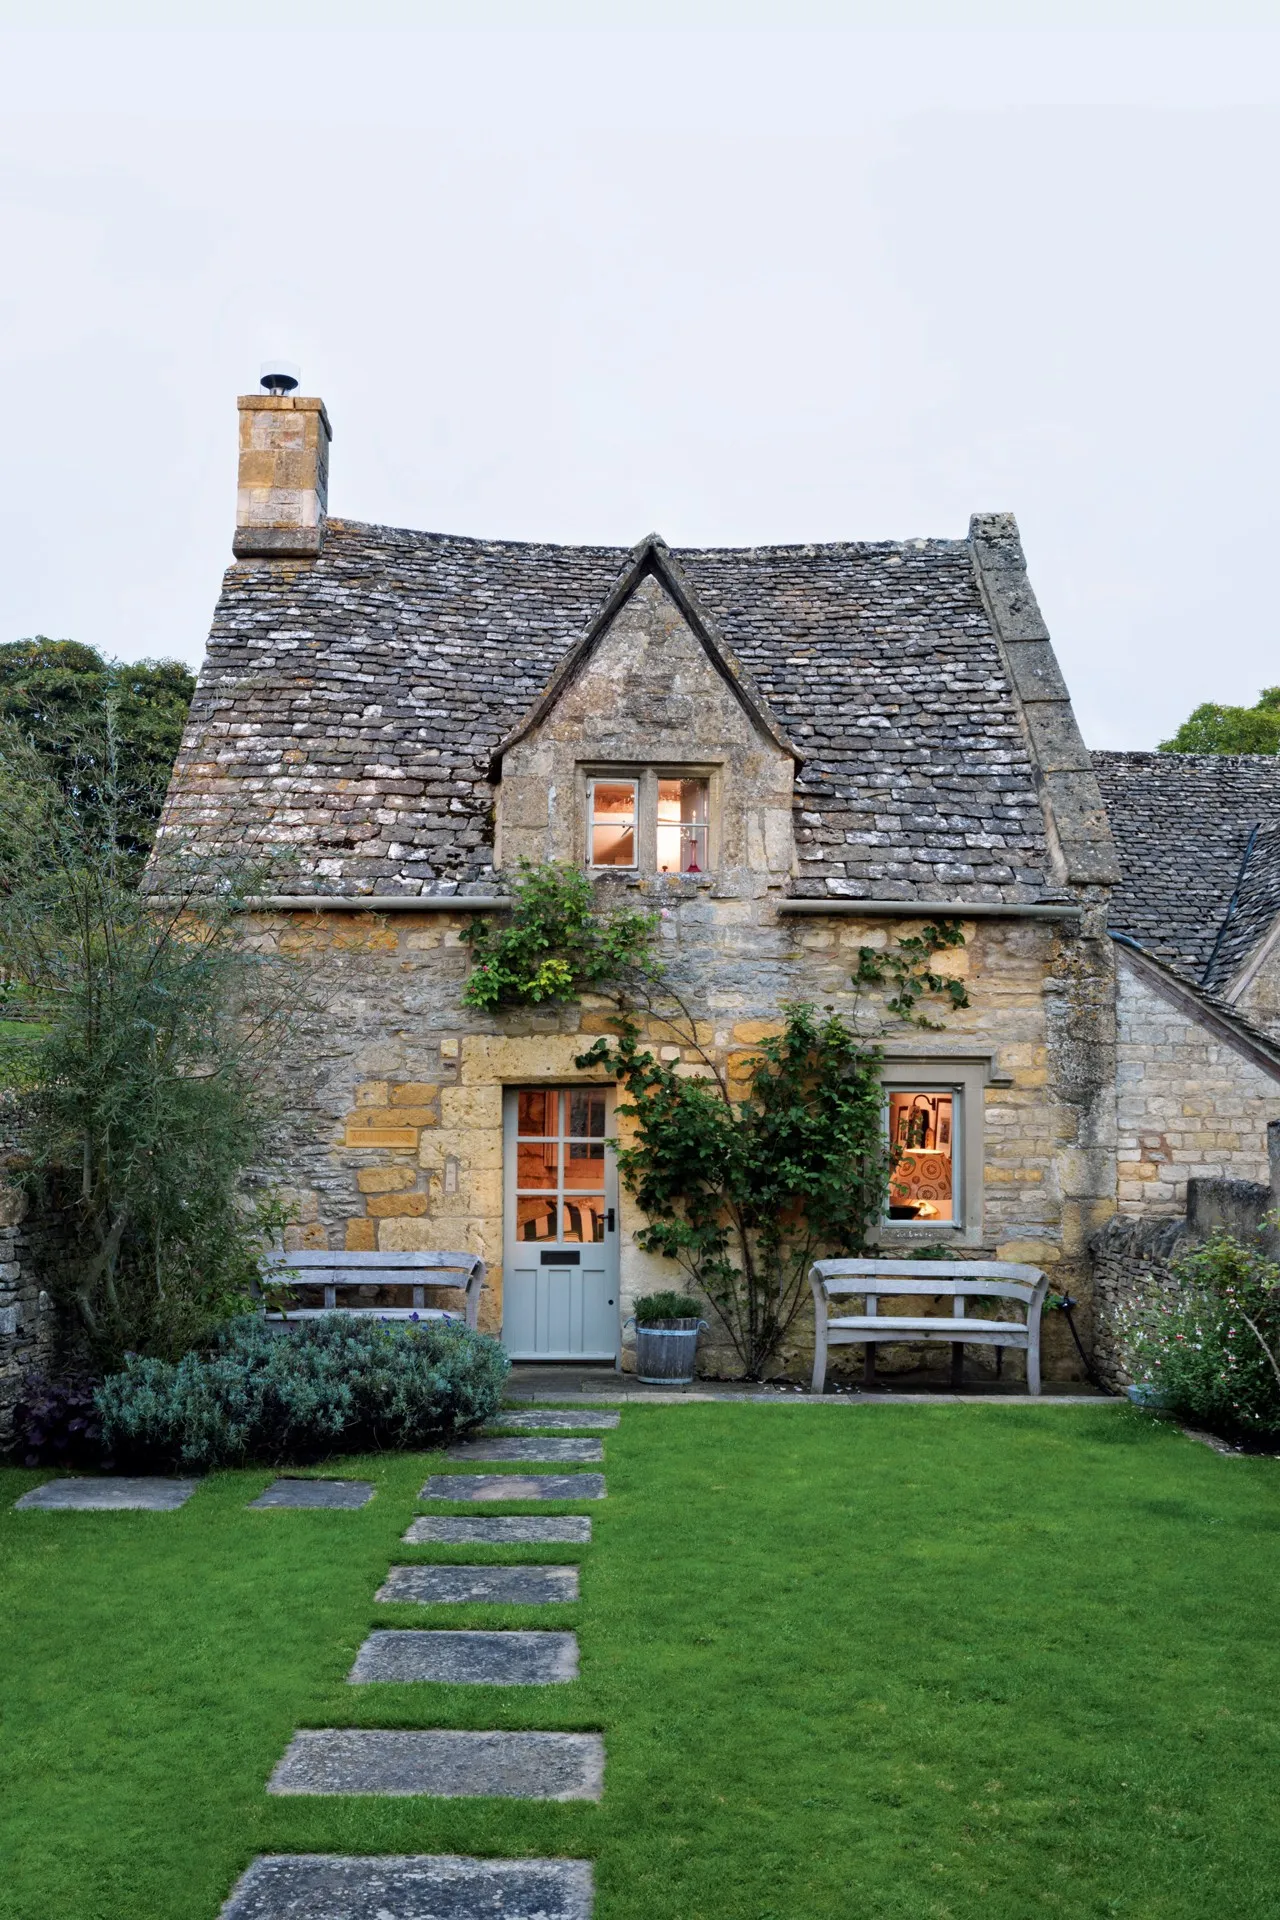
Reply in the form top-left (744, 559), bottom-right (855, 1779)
top-left (514, 1086), bottom-right (609, 1244)
top-left (886, 1089), bottom-right (958, 1225)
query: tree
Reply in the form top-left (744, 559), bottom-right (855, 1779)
top-left (0, 638), bottom-right (195, 871)
top-left (1159, 686), bottom-right (1280, 755)
top-left (0, 725), bottom-right (306, 1369)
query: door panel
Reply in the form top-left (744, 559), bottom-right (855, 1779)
top-left (503, 1087), bottom-right (619, 1361)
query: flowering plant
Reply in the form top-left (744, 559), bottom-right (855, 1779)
top-left (1124, 1225), bottom-right (1280, 1435)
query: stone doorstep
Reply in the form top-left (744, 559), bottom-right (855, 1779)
top-left (490, 1409), bottom-right (620, 1431)
top-left (403, 1515), bottom-right (593, 1545)
top-left (248, 1479), bottom-right (375, 1509)
top-left (13, 1478), bottom-right (200, 1512)
top-left (219, 1854), bottom-right (594, 1920)
top-left (419, 1474), bottom-right (607, 1502)
top-left (377, 1563), bottom-right (580, 1604)
top-left (349, 1630), bottom-right (579, 1685)
top-left (445, 1437), bottom-right (604, 1464)
top-left (267, 1729), bottom-right (605, 1800)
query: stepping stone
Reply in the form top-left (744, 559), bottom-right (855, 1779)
top-left (248, 1478), bottom-right (374, 1509)
top-left (378, 1563), bottom-right (580, 1605)
top-left (268, 1728), bottom-right (605, 1799)
top-left (14, 1477), bottom-right (199, 1511)
top-left (221, 1854), bottom-right (594, 1919)
top-left (446, 1437), bottom-right (604, 1464)
top-left (491, 1409), bottom-right (620, 1431)
top-left (420, 1474), bottom-right (606, 1502)
top-left (349, 1629), bottom-right (578, 1685)
top-left (404, 1515), bottom-right (593, 1545)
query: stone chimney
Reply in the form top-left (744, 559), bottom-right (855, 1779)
top-left (233, 390), bottom-right (332, 559)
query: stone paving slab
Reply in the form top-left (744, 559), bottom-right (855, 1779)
top-left (420, 1474), bottom-right (606, 1502)
top-left (220, 1853), bottom-right (594, 1919)
top-left (404, 1515), bottom-right (593, 1545)
top-left (349, 1630), bottom-right (578, 1685)
top-left (248, 1479), bottom-right (375, 1509)
top-left (268, 1728), bottom-right (605, 1799)
top-left (14, 1477), bottom-right (200, 1511)
top-left (378, 1563), bottom-right (580, 1605)
top-left (491, 1409), bottom-right (620, 1431)
top-left (446, 1437), bottom-right (604, 1464)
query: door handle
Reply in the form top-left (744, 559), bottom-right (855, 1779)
top-left (606, 1208), bottom-right (616, 1233)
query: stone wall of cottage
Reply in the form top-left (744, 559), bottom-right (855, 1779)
top-left (1115, 956), bottom-right (1280, 1218)
top-left (247, 895), bottom-right (1114, 1382)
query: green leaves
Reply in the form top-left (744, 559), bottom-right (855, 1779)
top-left (462, 860), bottom-right (662, 1012)
top-left (578, 1006), bottom-right (890, 1379)
top-left (0, 746), bottom-right (311, 1368)
top-left (1159, 686), bottom-right (1280, 755)
top-left (855, 919), bottom-right (970, 1030)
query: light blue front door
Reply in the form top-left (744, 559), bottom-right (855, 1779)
top-left (502, 1086), bottom-right (620, 1362)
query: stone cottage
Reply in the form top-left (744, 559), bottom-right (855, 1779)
top-left (142, 385), bottom-right (1280, 1382)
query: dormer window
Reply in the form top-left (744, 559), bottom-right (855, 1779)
top-left (585, 769), bottom-right (713, 874)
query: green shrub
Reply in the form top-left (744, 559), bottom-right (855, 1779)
top-left (1124, 1230), bottom-right (1280, 1435)
top-left (96, 1313), bottom-right (510, 1470)
top-left (462, 860), bottom-right (660, 1012)
top-left (634, 1290), bottom-right (703, 1326)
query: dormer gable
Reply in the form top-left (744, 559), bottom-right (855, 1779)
top-left (492, 535), bottom-right (799, 888)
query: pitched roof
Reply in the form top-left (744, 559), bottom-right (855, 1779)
top-left (163, 517), bottom-right (1058, 900)
top-left (1093, 750), bottom-right (1280, 983)
top-left (489, 533), bottom-right (802, 778)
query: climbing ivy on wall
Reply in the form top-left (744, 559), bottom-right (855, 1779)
top-left (461, 861), bottom-right (662, 1012)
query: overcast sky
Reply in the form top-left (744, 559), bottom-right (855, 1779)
top-left (3, 7), bottom-right (1280, 749)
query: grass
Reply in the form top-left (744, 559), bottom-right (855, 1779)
top-left (3, 1404), bottom-right (1280, 1918)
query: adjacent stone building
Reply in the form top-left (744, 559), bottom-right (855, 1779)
top-left (142, 387), bottom-right (1280, 1381)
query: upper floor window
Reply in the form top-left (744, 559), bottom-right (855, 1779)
top-left (587, 770), bottom-right (711, 874)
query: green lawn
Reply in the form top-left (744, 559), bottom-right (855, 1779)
top-left (3, 1405), bottom-right (1280, 1919)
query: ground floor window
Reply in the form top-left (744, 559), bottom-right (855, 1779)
top-left (887, 1089), bottom-right (956, 1224)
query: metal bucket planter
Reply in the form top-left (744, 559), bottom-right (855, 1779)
top-left (633, 1318), bottom-right (707, 1386)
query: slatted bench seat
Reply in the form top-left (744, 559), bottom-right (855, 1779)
top-left (809, 1258), bottom-right (1050, 1395)
top-left (261, 1250), bottom-right (485, 1331)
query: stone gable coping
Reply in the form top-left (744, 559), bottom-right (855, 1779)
top-left (487, 532), bottom-right (801, 780)
top-left (968, 513), bottom-right (1120, 889)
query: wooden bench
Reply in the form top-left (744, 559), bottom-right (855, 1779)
top-left (809, 1258), bottom-right (1050, 1395)
top-left (261, 1250), bottom-right (485, 1331)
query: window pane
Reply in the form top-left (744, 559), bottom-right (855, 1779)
top-left (517, 1195), bottom-right (560, 1241)
top-left (560, 1199), bottom-right (606, 1243)
top-left (887, 1091), bottom-right (955, 1223)
top-left (591, 781), bottom-right (637, 867)
top-left (564, 1139), bottom-right (606, 1191)
top-left (517, 1089), bottom-right (557, 1136)
top-left (568, 1088), bottom-right (606, 1138)
top-left (516, 1139), bottom-right (559, 1189)
top-left (656, 778), bottom-right (708, 874)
